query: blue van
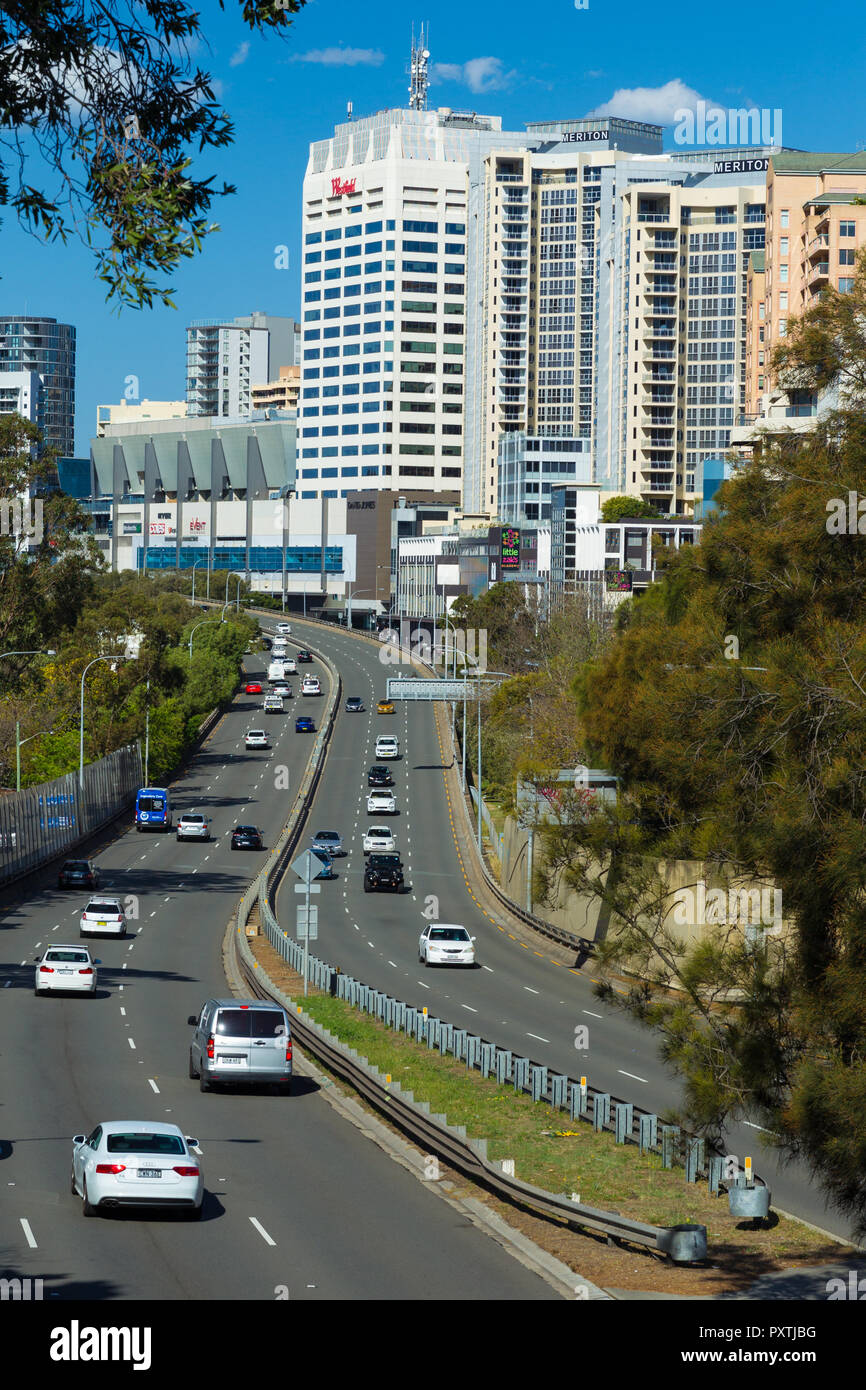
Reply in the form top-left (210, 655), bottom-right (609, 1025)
top-left (135, 787), bottom-right (172, 831)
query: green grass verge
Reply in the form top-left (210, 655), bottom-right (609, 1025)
top-left (291, 990), bottom-right (840, 1262)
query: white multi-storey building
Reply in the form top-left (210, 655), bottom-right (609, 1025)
top-left (186, 313), bottom-right (300, 419)
top-left (298, 107), bottom-right (533, 504)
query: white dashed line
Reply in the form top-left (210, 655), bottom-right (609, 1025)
top-left (120, 1007), bottom-right (126, 1016)
top-left (128, 1038), bottom-right (136, 1050)
top-left (148, 1079), bottom-right (160, 1094)
top-left (20, 1218), bottom-right (37, 1249)
top-left (583, 1010), bottom-right (603, 1019)
top-left (524, 986), bottom-right (539, 995)
top-left (461, 1004), bottom-right (478, 1013)
top-left (249, 1217), bottom-right (276, 1247)
top-left (526, 1032), bottom-right (549, 1043)
top-left (618, 1069), bottom-right (647, 1084)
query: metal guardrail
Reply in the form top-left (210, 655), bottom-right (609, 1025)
top-left (231, 918), bottom-right (708, 1264)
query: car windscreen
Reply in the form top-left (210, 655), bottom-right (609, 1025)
top-left (106, 1132), bottom-right (185, 1155)
top-left (137, 795), bottom-right (165, 811)
top-left (235, 826), bottom-right (257, 834)
top-left (64, 861), bottom-right (89, 871)
top-left (181, 815), bottom-right (204, 824)
top-left (85, 900), bottom-right (120, 913)
top-left (46, 951), bottom-right (89, 963)
top-left (429, 929), bottom-right (470, 941)
top-left (216, 1008), bottom-right (285, 1038)
top-left (370, 855), bottom-right (401, 867)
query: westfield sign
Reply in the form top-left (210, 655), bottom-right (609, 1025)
top-left (330, 176), bottom-right (357, 196)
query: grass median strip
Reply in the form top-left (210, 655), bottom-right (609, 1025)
top-left (250, 935), bottom-right (854, 1290)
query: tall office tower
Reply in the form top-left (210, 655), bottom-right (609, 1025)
top-left (0, 316), bottom-right (75, 455)
top-left (298, 106), bottom-right (533, 503)
top-left (186, 313), bottom-right (300, 419)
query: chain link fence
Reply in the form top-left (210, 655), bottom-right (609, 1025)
top-left (0, 742), bottom-right (143, 885)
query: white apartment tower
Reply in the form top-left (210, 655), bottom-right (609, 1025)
top-left (186, 313), bottom-right (300, 419)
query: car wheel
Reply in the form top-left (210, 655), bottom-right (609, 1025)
top-left (70, 1167), bottom-right (78, 1195)
top-left (199, 1073), bottom-right (211, 1093)
top-left (424, 956), bottom-right (431, 968)
top-left (82, 1180), bottom-right (97, 1217)
top-left (188, 1053), bottom-right (199, 1080)
top-left (364, 880), bottom-right (371, 892)
top-left (34, 986), bottom-right (43, 996)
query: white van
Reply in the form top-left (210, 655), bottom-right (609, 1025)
top-left (267, 661), bottom-right (285, 682)
top-left (272, 639), bottom-right (288, 658)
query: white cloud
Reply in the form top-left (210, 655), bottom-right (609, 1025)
top-left (293, 47), bottom-right (385, 67)
top-left (587, 78), bottom-right (710, 126)
top-left (431, 56), bottom-right (514, 94)
top-left (229, 42), bottom-right (250, 68)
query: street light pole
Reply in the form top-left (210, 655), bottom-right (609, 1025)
top-left (144, 679), bottom-right (150, 785)
top-left (15, 722), bottom-right (53, 793)
top-left (79, 655), bottom-right (134, 790)
top-left (189, 617), bottom-right (224, 661)
top-left (191, 559), bottom-right (206, 607)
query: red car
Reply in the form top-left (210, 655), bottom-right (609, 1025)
top-left (245, 681), bottom-right (262, 694)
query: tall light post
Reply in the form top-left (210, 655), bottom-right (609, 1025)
top-left (191, 559), bottom-right (207, 608)
top-left (346, 585), bottom-right (372, 630)
top-left (225, 570), bottom-right (244, 612)
top-left (16, 724), bottom-right (53, 792)
top-left (0, 647), bottom-right (56, 664)
top-left (143, 679), bottom-right (151, 785)
top-left (189, 617), bottom-right (224, 661)
top-left (79, 655), bottom-right (135, 790)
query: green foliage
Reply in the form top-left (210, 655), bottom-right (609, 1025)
top-left (601, 495), bottom-right (663, 522)
top-left (0, 1), bottom-right (308, 308)
top-left (533, 252), bottom-right (866, 1231)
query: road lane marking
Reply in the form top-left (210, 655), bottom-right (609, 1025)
top-left (20, 1218), bottom-right (37, 1249)
top-left (527, 1032), bottom-right (549, 1043)
top-left (524, 986), bottom-right (539, 995)
top-left (120, 1007), bottom-right (126, 1016)
top-left (128, 1038), bottom-right (136, 1049)
top-left (417, 981), bottom-right (430, 989)
top-left (618, 1069), bottom-right (647, 1083)
top-left (461, 1004), bottom-right (478, 1013)
top-left (148, 1079), bottom-right (160, 1094)
top-left (583, 1010), bottom-right (603, 1019)
top-left (249, 1217), bottom-right (276, 1247)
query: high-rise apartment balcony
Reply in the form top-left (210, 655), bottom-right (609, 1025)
top-left (645, 276), bottom-right (678, 293)
top-left (807, 262), bottom-right (830, 288)
top-left (807, 234), bottom-right (829, 259)
top-left (645, 253), bottom-right (678, 271)
top-left (648, 234), bottom-right (678, 249)
top-left (640, 370), bottom-right (675, 385)
top-left (645, 301), bottom-right (678, 317)
top-left (637, 211), bottom-right (673, 223)
top-left (498, 388), bottom-right (525, 403)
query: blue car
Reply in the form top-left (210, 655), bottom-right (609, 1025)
top-left (295, 716), bottom-right (315, 733)
top-left (312, 848), bottom-right (336, 879)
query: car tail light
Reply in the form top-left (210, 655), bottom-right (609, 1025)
top-left (286, 1044), bottom-right (292, 1062)
top-left (172, 1166), bottom-right (200, 1177)
top-left (96, 1164), bottom-right (126, 1174)
top-left (206, 1035), bottom-right (215, 1059)
top-left (79, 968), bottom-right (93, 975)
top-left (39, 965), bottom-right (54, 973)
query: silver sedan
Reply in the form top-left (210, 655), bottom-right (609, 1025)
top-left (71, 1121), bottom-right (203, 1218)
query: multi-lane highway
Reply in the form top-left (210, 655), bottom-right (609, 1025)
top-left (0, 642), bottom-right (558, 1300)
top-left (275, 617), bottom-right (856, 1245)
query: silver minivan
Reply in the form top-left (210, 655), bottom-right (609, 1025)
top-left (187, 999), bottom-right (293, 1094)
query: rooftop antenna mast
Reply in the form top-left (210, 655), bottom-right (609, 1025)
top-left (408, 23), bottom-right (430, 111)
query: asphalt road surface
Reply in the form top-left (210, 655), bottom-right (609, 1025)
top-left (0, 644), bottom-right (557, 1300)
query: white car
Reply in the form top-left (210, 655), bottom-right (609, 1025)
top-left (363, 825), bottom-right (396, 854)
top-left (35, 945), bottom-right (98, 995)
top-left (176, 813), bottom-right (210, 842)
top-left (419, 923), bottom-right (476, 968)
top-left (80, 897), bottom-right (126, 938)
top-left (263, 694), bottom-right (283, 713)
top-left (71, 1120), bottom-right (203, 1219)
top-left (366, 791), bottom-right (397, 815)
top-left (375, 736), bottom-right (400, 760)
top-left (302, 676), bottom-right (321, 695)
top-left (276, 622), bottom-right (292, 635)
top-left (245, 729), bottom-right (269, 748)
top-left (282, 657), bottom-right (297, 674)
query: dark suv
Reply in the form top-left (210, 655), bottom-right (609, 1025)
top-left (364, 853), bottom-right (404, 893)
top-left (368, 765), bottom-right (394, 787)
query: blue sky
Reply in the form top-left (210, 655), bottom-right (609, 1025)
top-left (4, 0), bottom-right (866, 453)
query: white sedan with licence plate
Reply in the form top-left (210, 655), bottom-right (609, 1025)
top-left (34, 945), bottom-right (98, 995)
top-left (363, 825), bottom-right (396, 854)
top-left (71, 1121), bottom-right (203, 1218)
top-left (80, 897), bottom-right (126, 938)
top-left (419, 923), bottom-right (477, 967)
top-left (301, 675), bottom-right (321, 695)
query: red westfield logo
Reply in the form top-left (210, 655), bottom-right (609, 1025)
top-left (330, 176), bottom-right (357, 196)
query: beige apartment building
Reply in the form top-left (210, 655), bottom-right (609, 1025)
top-left (96, 399), bottom-right (187, 436)
top-left (250, 364), bottom-right (300, 413)
top-left (743, 250), bottom-right (766, 417)
top-left (617, 181), bottom-right (765, 510)
top-left (761, 152), bottom-right (866, 398)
